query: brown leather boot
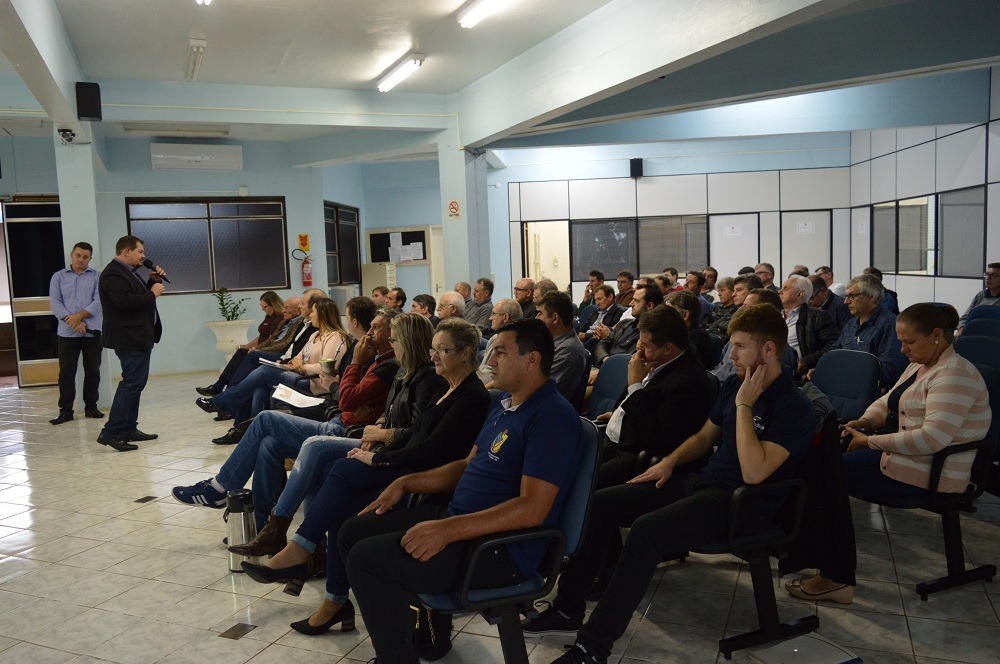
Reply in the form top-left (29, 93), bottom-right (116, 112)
top-left (227, 512), bottom-right (292, 557)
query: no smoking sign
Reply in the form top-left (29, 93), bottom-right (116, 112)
top-left (447, 200), bottom-right (461, 218)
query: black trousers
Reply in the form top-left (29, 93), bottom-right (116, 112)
top-left (340, 504), bottom-right (524, 664)
top-left (57, 335), bottom-right (102, 412)
top-left (218, 347), bottom-right (250, 385)
top-left (557, 475), bottom-right (737, 656)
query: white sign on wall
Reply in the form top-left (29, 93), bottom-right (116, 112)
top-left (724, 225), bottom-right (743, 238)
top-left (796, 221), bottom-right (815, 235)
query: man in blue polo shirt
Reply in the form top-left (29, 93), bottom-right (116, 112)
top-left (536, 304), bottom-right (814, 664)
top-left (338, 318), bottom-right (583, 663)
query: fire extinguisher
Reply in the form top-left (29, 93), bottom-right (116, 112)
top-left (292, 249), bottom-right (312, 287)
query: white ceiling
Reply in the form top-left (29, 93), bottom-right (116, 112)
top-left (52, 0), bottom-right (613, 93)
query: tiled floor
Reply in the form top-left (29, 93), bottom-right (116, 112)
top-left (0, 372), bottom-right (999, 664)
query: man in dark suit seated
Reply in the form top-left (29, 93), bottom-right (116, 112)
top-left (807, 275), bottom-right (851, 331)
top-left (591, 283), bottom-right (662, 371)
top-left (779, 275), bottom-right (839, 378)
top-left (578, 285), bottom-right (625, 353)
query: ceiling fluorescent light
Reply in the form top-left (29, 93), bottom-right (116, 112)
top-left (184, 38), bottom-right (207, 81)
top-left (195, 0), bottom-right (212, 5)
top-left (458, 0), bottom-right (500, 28)
top-left (377, 53), bottom-right (424, 92)
top-left (122, 123), bottom-right (230, 137)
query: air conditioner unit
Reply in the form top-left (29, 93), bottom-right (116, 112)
top-left (150, 143), bottom-right (243, 170)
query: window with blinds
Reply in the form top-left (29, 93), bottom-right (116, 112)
top-left (937, 187), bottom-right (985, 278)
top-left (569, 219), bottom-right (638, 282)
top-left (871, 203), bottom-right (897, 274)
top-left (638, 216), bottom-right (708, 275)
top-left (897, 197), bottom-right (932, 275)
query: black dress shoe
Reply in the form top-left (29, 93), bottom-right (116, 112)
top-left (196, 385), bottom-right (222, 397)
top-left (213, 411), bottom-right (235, 422)
top-left (195, 397), bottom-right (218, 413)
top-left (97, 432), bottom-right (138, 452)
top-left (84, 407), bottom-right (105, 419)
top-left (290, 599), bottom-right (356, 635)
top-left (212, 427), bottom-right (244, 445)
top-left (123, 429), bottom-right (158, 442)
top-left (49, 411), bottom-right (74, 425)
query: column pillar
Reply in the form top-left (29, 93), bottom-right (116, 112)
top-left (437, 121), bottom-right (490, 286)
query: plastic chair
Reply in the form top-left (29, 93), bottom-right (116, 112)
top-left (707, 333), bottom-right (725, 367)
top-left (965, 305), bottom-right (1000, 325)
top-left (586, 353), bottom-right (630, 420)
top-left (869, 364), bottom-right (1000, 599)
top-left (962, 319), bottom-right (1000, 339)
top-left (418, 419), bottom-right (602, 664)
top-left (574, 304), bottom-right (596, 333)
top-left (954, 336), bottom-right (1000, 375)
top-left (810, 349), bottom-right (881, 422)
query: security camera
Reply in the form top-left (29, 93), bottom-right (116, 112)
top-left (58, 129), bottom-right (75, 143)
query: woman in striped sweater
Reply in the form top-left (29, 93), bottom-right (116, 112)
top-left (786, 302), bottom-right (991, 604)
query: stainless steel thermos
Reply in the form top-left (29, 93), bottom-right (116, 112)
top-left (224, 489), bottom-right (257, 572)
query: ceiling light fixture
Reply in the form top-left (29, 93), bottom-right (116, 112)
top-left (184, 38), bottom-right (207, 81)
top-left (195, 0), bottom-right (212, 5)
top-left (377, 53), bottom-right (424, 92)
top-left (457, 0), bottom-right (502, 28)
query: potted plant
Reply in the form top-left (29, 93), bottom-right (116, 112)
top-left (204, 288), bottom-right (255, 356)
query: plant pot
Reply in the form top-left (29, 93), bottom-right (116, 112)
top-left (205, 319), bottom-right (256, 358)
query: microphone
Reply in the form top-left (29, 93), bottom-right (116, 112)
top-left (142, 258), bottom-right (171, 283)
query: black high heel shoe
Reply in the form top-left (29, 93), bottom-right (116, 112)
top-left (290, 599), bottom-right (356, 635)
top-left (241, 560), bottom-right (310, 596)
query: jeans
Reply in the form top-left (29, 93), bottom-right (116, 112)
top-left (57, 335), bottom-right (102, 411)
top-left (103, 349), bottom-right (151, 436)
top-left (215, 410), bottom-right (346, 530)
top-left (213, 364), bottom-right (287, 418)
top-left (272, 429), bottom-right (356, 519)
top-left (227, 350), bottom-right (281, 388)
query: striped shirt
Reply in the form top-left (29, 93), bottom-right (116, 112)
top-left (862, 345), bottom-right (991, 493)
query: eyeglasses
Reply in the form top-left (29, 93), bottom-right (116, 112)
top-left (428, 346), bottom-right (460, 357)
top-left (755, 270), bottom-right (771, 276)
top-left (984, 273), bottom-right (1000, 280)
top-left (843, 292), bottom-right (865, 301)
top-left (513, 287), bottom-right (531, 292)
top-left (490, 310), bottom-right (504, 316)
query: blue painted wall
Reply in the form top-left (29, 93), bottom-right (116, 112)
top-left (0, 137), bottom-right (58, 196)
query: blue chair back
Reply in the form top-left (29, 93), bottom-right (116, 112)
top-left (972, 365), bottom-right (1000, 471)
top-left (575, 304), bottom-right (596, 333)
top-left (962, 319), bottom-right (1000, 339)
top-left (563, 418), bottom-right (601, 557)
top-left (588, 353), bottom-right (630, 419)
top-left (811, 349), bottom-right (881, 421)
top-left (707, 333), bottom-right (725, 367)
top-left (966, 305), bottom-right (1000, 324)
top-left (955, 336), bottom-right (1000, 375)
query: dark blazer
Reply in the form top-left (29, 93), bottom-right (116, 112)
top-left (99, 258), bottom-right (161, 351)
top-left (582, 302), bottom-right (625, 334)
top-left (593, 317), bottom-right (640, 366)
top-left (615, 349), bottom-right (716, 463)
top-left (373, 371), bottom-right (490, 471)
top-left (793, 304), bottom-right (839, 371)
top-left (382, 363), bottom-right (448, 443)
top-left (819, 292), bottom-right (852, 331)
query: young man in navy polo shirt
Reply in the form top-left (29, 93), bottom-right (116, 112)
top-left (338, 318), bottom-right (583, 663)
top-left (540, 304), bottom-right (814, 664)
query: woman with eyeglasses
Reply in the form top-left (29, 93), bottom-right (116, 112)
top-left (242, 318), bottom-right (490, 646)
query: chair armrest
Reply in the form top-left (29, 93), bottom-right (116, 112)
top-left (726, 478), bottom-right (807, 547)
top-left (590, 419), bottom-right (608, 434)
top-left (342, 424), bottom-right (366, 439)
top-left (927, 439), bottom-right (989, 506)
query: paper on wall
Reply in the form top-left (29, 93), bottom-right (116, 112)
top-left (388, 246), bottom-right (402, 263)
top-left (410, 242), bottom-right (423, 259)
top-left (400, 245), bottom-right (414, 261)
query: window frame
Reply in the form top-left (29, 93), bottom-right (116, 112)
top-left (324, 201), bottom-right (361, 287)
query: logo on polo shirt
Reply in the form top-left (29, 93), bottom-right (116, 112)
top-left (489, 429), bottom-right (509, 461)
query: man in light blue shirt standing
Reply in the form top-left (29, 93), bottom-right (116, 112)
top-left (49, 242), bottom-right (103, 425)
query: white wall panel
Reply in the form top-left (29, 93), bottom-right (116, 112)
top-left (832, 208), bottom-right (851, 285)
top-left (896, 142), bottom-right (936, 199)
top-left (936, 126), bottom-right (986, 192)
top-left (988, 121), bottom-right (999, 184)
top-left (871, 154), bottom-right (896, 203)
top-left (568, 178), bottom-right (636, 219)
top-left (894, 275), bottom-right (932, 311)
top-left (779, 168), bottom-right (850, 210)
top-left (851, 131), bottom-right (870, 165)
top-left (988, 184), bottom-right (1000, 265)
top-left (709, 213), bottom-right (758, 280)
top-left (508, 183), bottom-right (520, 222)
top-left (881, 274), bottom-right (896, 295)
top-left (992, 68), bottom-right (1000, 121)
top-left (707, 171), bottom-right (779, 214)
top-left (636, 174), bottom-right (707, 216)
top-left (759, 210), bottom-right (781, 276)
top-left (781, 211), bottom-right (831, 279)
top-left (935, 277), bottom-right (983, 313)
top-left (509, 222), bottom-right (523, 281)
top-left (851, 207), bottom-right (870, 276)
top-left (519, 180), bottom-right (568, 220)
top-left (937, 124), bottom-right (977, 138)
top-left (871, 129), bottom-right (896, 158)
top-left (850, 162), bottom-right (870, 207)
top-left (897, 126), bottom-right (935, 150)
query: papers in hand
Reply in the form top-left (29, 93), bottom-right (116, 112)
top-left (258, 358), bottom-right (285, 369)
top-left (271, 384), bottom-right (325, 408)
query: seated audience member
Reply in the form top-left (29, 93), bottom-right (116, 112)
top-left (579, 285), bottom-right (625, 343)
top-left (371, 286), bottom-right (389, 308)
top-left (533, 279), bottom-right (559, 308)
top-left (338, 318), bottom-right (583, 664)
top-left (809, 275), bottom-right (908, 389)
top-left (808, 274), bottom-right (851, 331)
top-left (789, 265), bottom-right (810, 277)
top-left (862, 267), bottom-right (898, 314)
top-left (665, 290), bottom-right (714, 369)
top-left (529, 305), bottom-right (814, 663)
top-left (779, 275), bottom-right (838, 376)
top-left (479, 298), bottom-right (522, 386)
top-left (385, 287), bottom-right (407, 311)
top-left (700, 276), bottom-right (737, 339)
top-left (711, 288), bottom-right (792, 381)
top-left (756, 262), bottom-right (779, 292)
top-left (661, 267), bottom-right (683, 293)
top-left (435, 290), bottom-right (465, 322)
top-left (615, 271), bottom-right (635, 307)
top-left (514, 277), bottom-right (537, 320)
top-left (463, 277), bottom-right (494, 332)
top-left (411, 293), bottom-right (439, 327)
top-left (240, 319), bottom-right (491, 641)
top-left (172, 311), bottom-right (438, 529)
top-left (538, 291), bottom-right (590, 407)
top-left (579, 270), bottom-right (606, 309)
top-left (653, 275), bottom-right (672, 299)
top-left (957, 262), bottom-right (1000, 334)
top-left (248, 291), bottom-right (285, 348)
top-left (815, 265), bottom-right (847, 297)
top-left (684, 270), bottom-right (712, 321)
top-left (196, 297), bottom-right (350, 421)
top-left (701, 266), bottom-right (719, 302)
top-left (592, 283), bottom-right (662, 369)
top-left (787, 303), bottom-right (991, 604)
top-left (454, 281), bottom-right (472, 309)
top-left (196, 296), bottom-right (302, 397)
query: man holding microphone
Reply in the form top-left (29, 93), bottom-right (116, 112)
top-left (97, 235), bottom-right (167, 451)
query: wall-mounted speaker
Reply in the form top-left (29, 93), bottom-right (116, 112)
top-left (630, 158), bottom-right (643, 178)
top-left (75, 82), bottom-right (102, 122)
